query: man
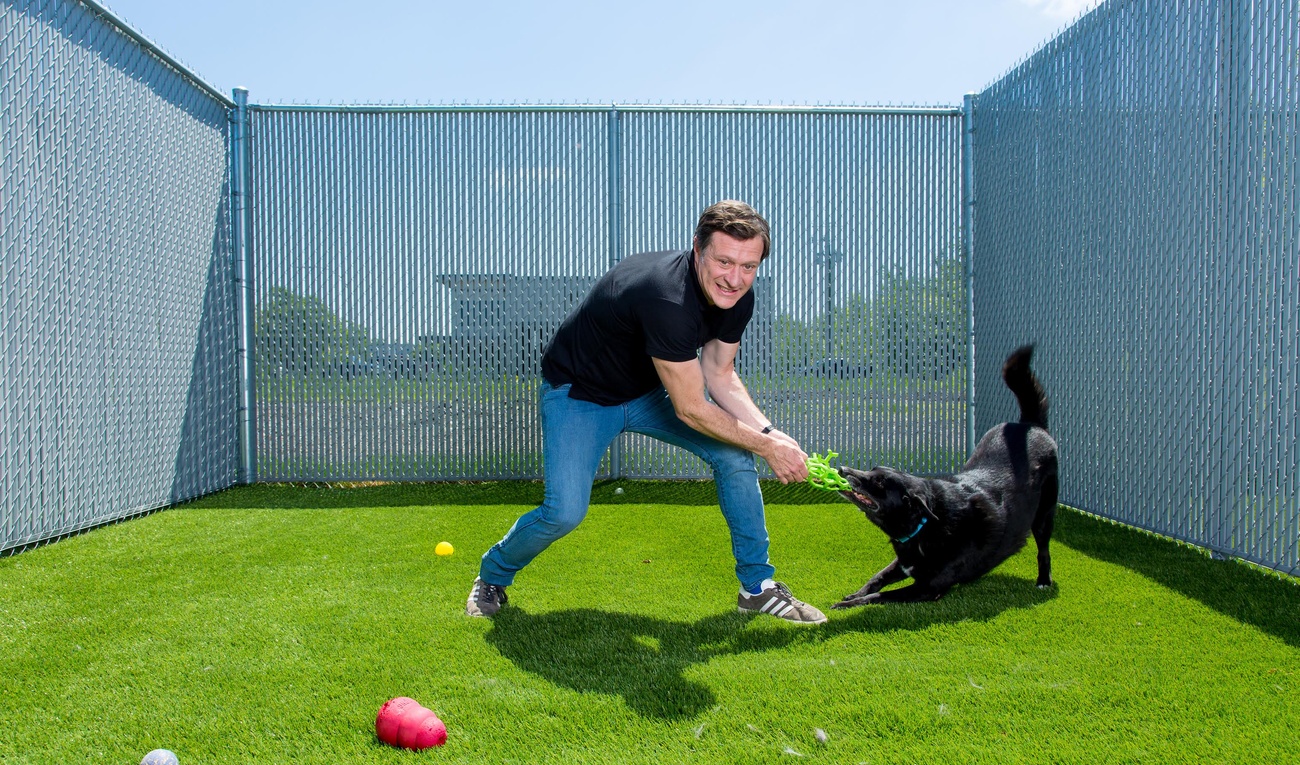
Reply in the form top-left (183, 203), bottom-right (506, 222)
top-left (466, 200), bottom-right (825, 624)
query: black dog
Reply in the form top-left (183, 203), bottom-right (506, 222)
top-left (834, 345), bottom-right (1058, 607)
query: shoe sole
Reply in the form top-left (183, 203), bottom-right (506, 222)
top-left (466, 601), bottom-right (501, 617)
top-left (737, 606), bottom-right (827, 625)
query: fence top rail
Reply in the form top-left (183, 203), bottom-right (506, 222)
top-left (248, 102), bottom-right (965, 116)
top-left (77, 0), bottom-right (234, 108)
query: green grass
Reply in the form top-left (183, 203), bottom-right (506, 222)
top-left (2, 482), bottom-right (1297, 764)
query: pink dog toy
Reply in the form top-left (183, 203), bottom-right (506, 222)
top-left (375, 696), bottom-right (447, 750)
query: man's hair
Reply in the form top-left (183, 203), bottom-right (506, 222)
top-left (694, 200), bottom-right (771, 260)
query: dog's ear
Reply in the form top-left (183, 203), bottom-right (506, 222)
top-left (910, 494), bottom-right (940, 523)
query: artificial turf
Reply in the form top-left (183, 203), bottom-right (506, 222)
top-left (1, 481), bottom-right (1296, 764)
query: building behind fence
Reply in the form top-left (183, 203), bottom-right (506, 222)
top-left (2, 0), bottom-right (1297, 574)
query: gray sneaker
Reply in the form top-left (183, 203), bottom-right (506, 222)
top-left (466, 577), bottom-right (508, 617)
top-left (738, 581), bottom-right (827, 624)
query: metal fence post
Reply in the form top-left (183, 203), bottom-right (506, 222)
top-left (962, 92), bottom-right (977, 456)
top-left (232, 87), bottom-right (256, 484)
top-left (608, 105), bottom-right (623, 479)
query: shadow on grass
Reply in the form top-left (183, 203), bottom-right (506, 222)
top-left (1055, 508), bottom-right (1300, 648)
top-left (484, 574), bottom-right (1054, 720)
top-left (486, 608), bottom-right (741, 719)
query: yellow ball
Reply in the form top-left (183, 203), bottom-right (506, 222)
top-left (435, 541), bottom-right (454, 556)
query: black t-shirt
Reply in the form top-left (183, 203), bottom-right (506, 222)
top-left (541, 249), bottom-right (754, 405)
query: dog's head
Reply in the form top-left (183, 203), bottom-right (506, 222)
top-left (838, 466), bottom-right (939, 543)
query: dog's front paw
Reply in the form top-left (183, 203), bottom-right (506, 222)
top-left (831, 592), bottom-right (880, 609)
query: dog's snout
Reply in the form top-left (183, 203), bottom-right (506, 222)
top-left (848, 469), bottom-right (878, 488)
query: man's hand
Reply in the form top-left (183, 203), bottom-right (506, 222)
top-left (763, 434), bottom-right (809, 484)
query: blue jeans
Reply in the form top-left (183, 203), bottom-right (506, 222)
top-left (479, 381), bottom-right (775, 592)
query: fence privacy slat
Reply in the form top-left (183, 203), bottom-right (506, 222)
top-left (1, 0), bottom-right (236, 553)
top-left (971, 0), bottom-right (1300, 575)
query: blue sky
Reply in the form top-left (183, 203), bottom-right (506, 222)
top-left (98, 0), bottom-right (1104, 106)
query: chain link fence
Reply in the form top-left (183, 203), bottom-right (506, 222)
top-left (246, 105), bottom-right (968, 482)
top-left (4, 0), bottom-right (1296, 575)
top-left (1, 0), bottom-right (236, 553)
top-left (971, 0), bottom-right (1299, 574)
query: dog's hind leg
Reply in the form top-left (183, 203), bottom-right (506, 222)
top-left (1032, 473), bottom-right (1058, 588)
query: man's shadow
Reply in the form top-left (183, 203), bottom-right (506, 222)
top-left (484, 575), bottom-right (1055, 720)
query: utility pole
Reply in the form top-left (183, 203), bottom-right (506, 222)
top-left (813, 237), bottom-right (843, 359)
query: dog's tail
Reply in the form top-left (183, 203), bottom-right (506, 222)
top-left (1002, 344), bottom-right (1049, 429)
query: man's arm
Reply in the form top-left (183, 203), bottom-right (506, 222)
top-left (652, 340), bottom-right (808, 483)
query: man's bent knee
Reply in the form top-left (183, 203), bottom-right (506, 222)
top-left (534, 499), bottom-right (588, 538)
top-left (709, 445), bottom-right (757, 478)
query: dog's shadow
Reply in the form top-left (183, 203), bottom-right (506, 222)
top-left (484, 575), bottom-right (1056, 720)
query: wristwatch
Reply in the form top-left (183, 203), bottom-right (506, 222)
top-left (760, 425), bottom-right (775, 435)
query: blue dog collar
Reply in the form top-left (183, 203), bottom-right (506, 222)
top-left (894, 516), bottom-right (929, 544)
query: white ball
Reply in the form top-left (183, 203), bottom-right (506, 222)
top-left (141, 749), bottom-right (178, 765)
top-left (614, 487), bottom-right (624, 495)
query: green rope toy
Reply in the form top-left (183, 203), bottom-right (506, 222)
top-left (806, 451), bottom-right (851, 492)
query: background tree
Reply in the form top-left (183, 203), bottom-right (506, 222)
top-left (255, 287), bottom-right (372, 376)
top-left (867, 251), bottom-right (966, 379)
top-left (769, 248), bottom-right (966, 380)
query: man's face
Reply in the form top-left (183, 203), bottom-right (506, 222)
top-left (693, 232), bottom-right (764, 309)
